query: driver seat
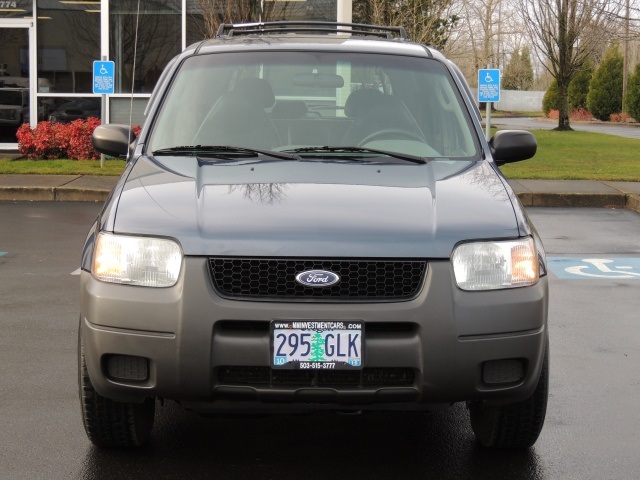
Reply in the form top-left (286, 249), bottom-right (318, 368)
top-left (193, 78), bottom-right (281, 149)
top-left (341, 89), bottom-right (425, 146)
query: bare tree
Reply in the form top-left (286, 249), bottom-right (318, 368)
top-left (354, 0), bottom-right (459, 50)
top-left (445, 0), bottom-right (525, 86)
top-left (196, 0), bottom-right (259, 38)
top-left (520, 0), bottom-right (621, 130)
top-left (194, 0), bottom-right (335, 39)
top-left (228, 183), bottom-right (289, 205)
top-left (468, 0), bottom-right (502, 70)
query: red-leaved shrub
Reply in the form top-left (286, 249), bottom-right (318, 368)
top-left (570, 109), bottom-right (593, 121)
top-left (17, 118), bottom-right (102, 160)
top-left (609, 112), bottom-right (634, 123)
top-left (18, 119), bottom-right (141, 160)
top-left (17, 121), bottom-right (70, 159)
top-left (546, 109), bottom-right (594, 121)
top-left (67, 118), bottom-right (102, 160)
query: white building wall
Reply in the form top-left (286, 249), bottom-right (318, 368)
top-left (471, 88), bottom-right (545, 112)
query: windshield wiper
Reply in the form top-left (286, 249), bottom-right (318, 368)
top-left (152, 145), bottom-right (301, 161)
top-left (283, 146), bottom-right (427, 165)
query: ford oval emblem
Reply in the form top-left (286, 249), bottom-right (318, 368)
top-left (295, 270), bottom-right (340, 287)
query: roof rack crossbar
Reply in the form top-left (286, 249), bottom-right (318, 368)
top-left (216, 21), bottom-right (408, 40)
top-left (225, 27), bottom-right (392, 39)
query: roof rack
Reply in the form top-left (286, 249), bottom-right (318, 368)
top-left (216, 21), bottom-right (408, 40)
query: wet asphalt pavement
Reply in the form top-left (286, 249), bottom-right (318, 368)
top-left (1, 203), bottom-right (639, 480)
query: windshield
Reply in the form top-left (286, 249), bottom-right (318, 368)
top-left (148, 51), bottom-right (479, 160)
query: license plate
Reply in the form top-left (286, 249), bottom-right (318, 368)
top-left (270, 320), bottom-right (364, 370)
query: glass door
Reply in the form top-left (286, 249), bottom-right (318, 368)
top-left (0, 19), bottom-right (34, 147)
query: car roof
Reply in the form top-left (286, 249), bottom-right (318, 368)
top-left (192, 34), bottom-right (439, 59)
top-left (180, 22), bottom-right (448, 62)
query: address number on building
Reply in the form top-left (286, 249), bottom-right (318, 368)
top-left (270, 320), bottom-right (364, 370)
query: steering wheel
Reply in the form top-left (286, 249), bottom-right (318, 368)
top-left (358, 129), bottom-right (425, 146)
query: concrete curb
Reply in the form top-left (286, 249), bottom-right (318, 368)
top-left (0, 186), bottom-right (111, 202)
top-left (508, 179), bottom-right (640, 214)
top-left (54, 188), bottom-right (111, 202)
top-left (627, 194), bottom-right (640, 213)
top-left (515, 192), bottom-right (628, 209)
top-left (0, 174), bottom-right (115, 203)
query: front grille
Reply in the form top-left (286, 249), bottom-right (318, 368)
top-left (209, 258), bottom-right (426, 300)
top-left (217, 366), bottom-right (415, 387)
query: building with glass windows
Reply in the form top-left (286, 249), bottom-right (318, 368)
top-left (0, 0), bottom-right (351, 148)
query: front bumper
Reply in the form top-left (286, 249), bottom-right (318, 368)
top-left (80, 257), bottom-right (548, 411)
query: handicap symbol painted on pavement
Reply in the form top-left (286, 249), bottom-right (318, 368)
top-left (548, 257), bottom-right (640, 279)
top-left (0, 251), bottom-right (7, 256)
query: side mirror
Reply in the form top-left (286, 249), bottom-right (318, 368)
top-left (92, 124), bottom-right (136, 158)
top-left (489, 130), bottom-right (537, 164)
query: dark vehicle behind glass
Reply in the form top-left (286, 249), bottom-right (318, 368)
top-left (49, 98), bottom-right (100, 123)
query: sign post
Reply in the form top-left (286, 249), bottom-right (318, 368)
top-left (477, 69), bottom-right (501, 140)
top-left (93, 60), bottom-right (115, 167)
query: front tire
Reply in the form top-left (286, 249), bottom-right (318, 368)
top-left (78, 332), bottom-right (155, 448)
top-left (468, 342), bottom-right (549, 449)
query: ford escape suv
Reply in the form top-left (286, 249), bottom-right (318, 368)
top-left (79, 22), bottom-right (548, 450)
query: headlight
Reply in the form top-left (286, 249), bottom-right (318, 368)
top-left (92, 233), bottom-right (182, 287)
top-left (452, 238), bottom-right (538, 291)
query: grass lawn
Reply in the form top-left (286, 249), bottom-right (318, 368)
top-left (499, 130), bottom-right (640, 181)
top-left (490, 110), bottom-right (544, 118)
top-left (0, 129), bottom-right (638, 181)
top-left (0, 158), bottom-right (125, 176)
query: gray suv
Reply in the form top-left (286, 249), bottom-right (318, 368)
top-left (81, 22), bottom-right (548, 450)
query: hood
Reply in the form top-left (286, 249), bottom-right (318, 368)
top-left (112, 155), bottom-right (519, 258)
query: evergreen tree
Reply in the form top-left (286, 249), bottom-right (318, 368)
top-left (502, 50), bottom-right (522, 90)
top-left (542, 80), bottom-right (558, 115)
top-left (503, 48), bottom-right (534, 91)
top-left (624, 63), bottom-right (640, 121)
top-left (587, 46), bottom-right (624, 121)
top-left (519, 48), bottom-right (534, 91)
top-left (568, 62), bottom-right (594, 110)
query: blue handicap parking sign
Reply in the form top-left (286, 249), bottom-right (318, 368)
top-left (547, 257), bottom-right (640, 280)
top-left (93, 61), bottom-right (115, 95)
top-left (478, 69), bottom-right (500, 103)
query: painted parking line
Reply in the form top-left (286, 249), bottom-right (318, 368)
top-left (0, 252), bottom-right (6, 256)
top-left (548, 257), bottom-right (640, 279)
top-left (71, 268), bottom-right (81, 276)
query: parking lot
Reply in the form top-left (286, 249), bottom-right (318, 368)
top-left (1, 202), bottom-right (639, 480)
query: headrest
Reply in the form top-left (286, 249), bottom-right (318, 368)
top-left (207, 93), bottom-right (268, 133)
top-left (232, 78), bottom-right (276, 109)
top-left (344, 88), bottom-right (383, 117)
